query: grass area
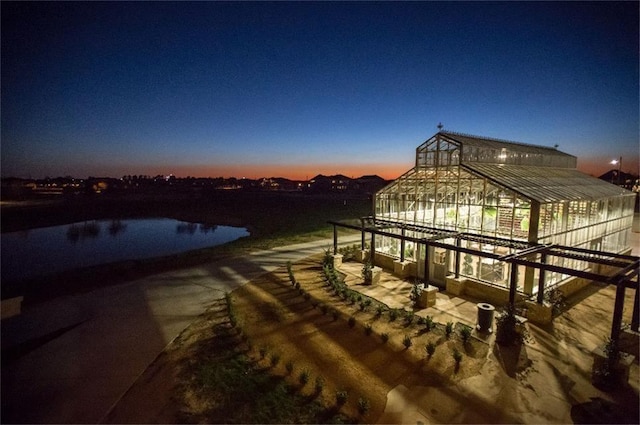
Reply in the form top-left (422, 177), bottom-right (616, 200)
top-left (176, 297), bottom-right (352, 424)
top-left (1, 191), bottom-right (369, 302)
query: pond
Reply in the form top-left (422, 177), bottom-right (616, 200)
top-left (1, 218), bottom-right (249, 282)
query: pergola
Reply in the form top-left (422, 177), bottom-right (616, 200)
top-left (329, 217), bottom-right (640, 349)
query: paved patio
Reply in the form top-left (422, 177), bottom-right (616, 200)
top-left (338, 261), bottom-right (484, 329)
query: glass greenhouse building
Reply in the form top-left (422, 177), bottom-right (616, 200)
top-left (337, 131), bottom-right (636, 302)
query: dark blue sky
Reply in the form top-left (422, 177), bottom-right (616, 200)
top-left (2, 1), bottom-right (638, 179)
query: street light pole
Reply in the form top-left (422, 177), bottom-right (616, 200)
top-left (611, 156), bottom-right (622, 186)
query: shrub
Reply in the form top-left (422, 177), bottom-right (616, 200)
top-left (389, 309), bottom-right (398, 322)
top-left (424, 315), bottom-right (434, 332)
top-left (270, 353), bottom-right (280, 367)
top-left (362, 261), bottom-right (373, 284)
top-left (495, 304), bottom-right (528, 345)
top-left (365, 323), bottom-right (373, 336)
top-left (426, 342), bottom-right (436, 358)
top-left (299, 369), bottom-right (310, 386)
top-left (357, 397), bottom-right (371, 415)
top-left (381, 332), bottom-right (389, 343)
top-left (460, 325), bottom-right (472, 344)
top-left (445, 321), bottom-right (454, 338)
top-left (402, 335), bottom-right (412, 348)
top-left (453, 347), bottom-right (463, 366)
top-left (544, 287), bottom-right (567, 316)
top-left (404, 311), bottom-right (414, 326)
top-left (348, 316), bottom-right (356, 328)
top-left (285, 360), bottom-right (294, 375)
top-left (323, 248), bottom-right (333, 267)
top-left (375, 305), bottom-right (384, 318)
top-left (348, 293), bottom-right (357, 305)
top-left (417, 316), bottom-right (426, 325)
top-left (336, 390), bottom-right (349, 406)
top-left (314, 376), bottom-right (325, 394)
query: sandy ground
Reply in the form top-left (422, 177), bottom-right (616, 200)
top-left (103, 253), bottom-right (639, 424)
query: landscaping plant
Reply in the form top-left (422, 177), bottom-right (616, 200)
top-left (402, 334), bottom-right (412, 349)
top-left (357, 397), bottom-right (371, 415)
top-left (426, 342), bottom-right (436, 358)
top-left (445, 321), bottom-right (454, 338)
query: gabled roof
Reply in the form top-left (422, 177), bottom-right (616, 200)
top-left (440, 131), bottom-right (573, 158)
top-left (464, 163), bottom-right (631, 203)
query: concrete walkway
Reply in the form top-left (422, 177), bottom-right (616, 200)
top-left (1, 236), bottom-right (357, 424)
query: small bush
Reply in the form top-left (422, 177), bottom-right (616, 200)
top-left (445, 321), bottom-right (454, 338)
top-left (417, 316), bottom-right (426, 325)
top-left (381, 332), bottom-right (389, 343)
top-left (404, 311), bottom-right (414, 326)
top-left (348, 316), bottom-right (356, 328)
top-left (365, 323), bottom-right (373, 336)
top-left (336, 390), bottom-right (349, 406)
top-left (285, 360), bottom-right (294, 375)
top-left (460, 325), bottom-right (472, 343)
top-left (359, 301), bottom-right (367, 311)
top-left (299, 369), bottom-right (310, 386)
top-left (375, 305), bottom-right (384, 318)
top-left (314, 376), bottom-right (325, 394)
top-left (426, 342), bottom-right (436, 357)
top-left (389, 309), bottom-right (398, 322)
top-left (270, 353), bottom-right (280, 367)
top-left (402, 335), bottom-right (412, 348)
top-left (453, 347), bottom-right (463, 365)
top-left (357, 397), bottom-right (371, 415)
top-left (424, 315), bottom-right (434, 331)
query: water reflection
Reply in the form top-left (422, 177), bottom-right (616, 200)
top-left (67, 221), bottom-right (101, 243)
top-left (108, 220), bottom-right (127, 237)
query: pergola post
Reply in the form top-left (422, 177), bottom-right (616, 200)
top-left (333, 224), bottom-right (338, 255)
top-left (632, 285), bottom-right (639, 332)
top-left (455, 237), bottom-right (461, 278)
top-left (609, 281), bottom-right (626, 350)
top-left (370, 232), bottom-right (376, 266)
top-left (537, 252), bottom-right (547, 304)
top-left (509, 262), bottom-right (518, 307)
top-left (423, 242), bottom-right (430, 285)
top-left (400, 228), bottom-right (406, 262)
top-left (360, 218), bottom-right (366, 250)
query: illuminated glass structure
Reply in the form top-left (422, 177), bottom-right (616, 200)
top-left (372, 131), bottom-right (636, 294)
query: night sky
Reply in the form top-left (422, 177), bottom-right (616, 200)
top-left (2, 1), bottom-right (638, 180)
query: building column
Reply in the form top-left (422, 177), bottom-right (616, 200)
top-left (333, 224), bottom-right (338, 255)
top-left (400, 228), bottom-right (406, 262)
top-left (360, 218), bottom-right (366, 250)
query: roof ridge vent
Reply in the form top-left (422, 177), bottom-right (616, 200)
top-left (441, 130), bottom-right (557, 150)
